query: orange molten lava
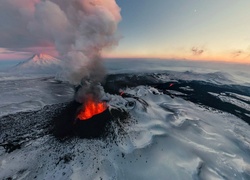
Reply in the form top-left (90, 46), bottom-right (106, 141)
top-left (77, 97), bottom-right (107, 120)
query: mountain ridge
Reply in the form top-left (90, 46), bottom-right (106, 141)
top-left (12, 53), bottom-right (62, 74)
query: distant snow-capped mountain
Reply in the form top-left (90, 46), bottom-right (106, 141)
top-left (16, 53), bottom-right (61, 68)
top-left (12, 53), bottom-right (62, 74)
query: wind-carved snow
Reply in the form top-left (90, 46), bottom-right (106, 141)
top-left (1, 85), bottom-right (250, 180)
top-left (209, 92), bottom-right (250, 111)
top-left (179, 86), bottom-right (194, 91)
top-left (108, 86), bottom-right (250, 179)
top-left (226, 92), bottom-right (250, 103)
top-left (0, 77), bottom-right (74, 117)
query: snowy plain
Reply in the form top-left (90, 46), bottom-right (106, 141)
top-left (0, 59), bottom-right (250, 180)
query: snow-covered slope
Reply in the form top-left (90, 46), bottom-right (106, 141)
top-left (1, 60), bottom-right (250, 179)
top-left (0, 77), bottom-right (74, 117)
top-left (1, 85), bottom-right (250, 180)
top-left (12, 53), bottom-right (62, 74)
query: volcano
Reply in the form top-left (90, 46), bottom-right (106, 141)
top-left (54, 96), bottom-right (129, 139)
top-left (12, 53), bottom-right (62, 74)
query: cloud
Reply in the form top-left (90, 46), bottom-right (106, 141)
top-left (0, 48), bottom-right (32, 60)
top-left (191, 47), bottom-right (204, 56)
top-left (232, 50), bottom-right (244, 58)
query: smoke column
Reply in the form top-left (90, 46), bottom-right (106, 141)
top-left (0, 0), bottom-right (121, 83)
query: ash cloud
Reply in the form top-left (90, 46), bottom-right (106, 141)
top-left (191, 47), bottom-right (204, 56)
top-left (0, 0), bottom-right (121, 86)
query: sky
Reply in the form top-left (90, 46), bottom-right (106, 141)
top-left (0, 0), bottom-right (250, 63)
top-left (108, 0), bottom-right (250, 63)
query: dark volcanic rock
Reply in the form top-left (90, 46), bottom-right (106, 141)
top-left (0, 103), bottom-right (66, 153)
top-left (73, 109), bottom-right (111, 139)
top-left (53, 101), bottom-right (129, 139)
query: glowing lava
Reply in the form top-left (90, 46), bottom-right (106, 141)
top-left (77, 97), bottom-right (107, 120)
top-left (169, 83), bottom-right (174, 87)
